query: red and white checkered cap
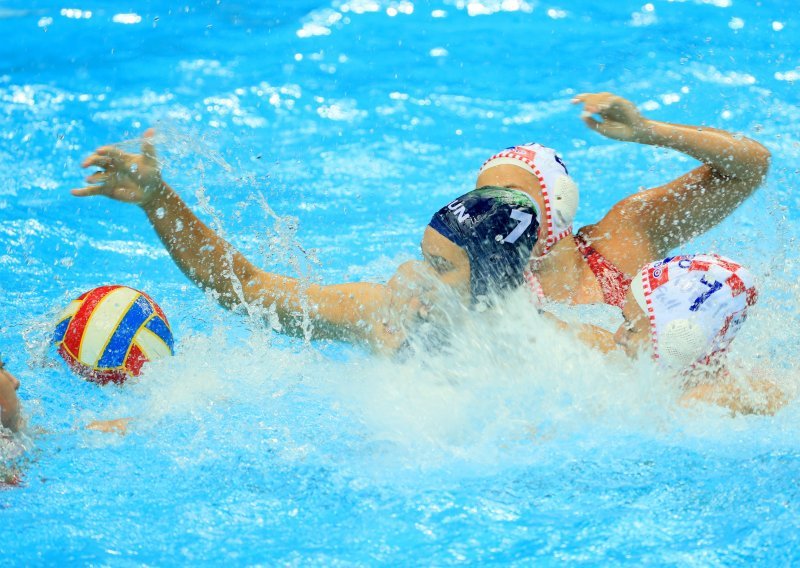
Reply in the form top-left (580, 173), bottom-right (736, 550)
top-left (479, 143), bottom-right (578, 256)
top-left (629, 253), bottom-right (758, 369)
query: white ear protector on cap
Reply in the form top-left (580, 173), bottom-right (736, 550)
top-left (479, 143), bottom-right (579, 255)
top-left (552, 175), bottom-right (579, 229)
top-left (658, 319), bottom-right (708, 369)
top-left (628, 254), bottom-right (758, 370)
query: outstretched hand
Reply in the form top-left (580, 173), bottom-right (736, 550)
top-left (72, 128), bottom-right (163, 206)
top-left (572, 92), bottom-right (649, 143)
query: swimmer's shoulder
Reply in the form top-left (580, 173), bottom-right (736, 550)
top-left (577, 211), bottom-right (655, 276)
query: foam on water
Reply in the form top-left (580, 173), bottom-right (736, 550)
top-left (54, 275), bottom-right (799, 482)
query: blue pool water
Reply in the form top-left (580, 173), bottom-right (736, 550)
top-left (2, 0), bottom-right (800, 563)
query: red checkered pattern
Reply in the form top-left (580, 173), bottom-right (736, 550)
top-left (715, 257), bottom-right (742, 273)
top-left (726, 273), bottom-right (746, 296)
top-left (635, 253), bottom-right (758, 365)
top-left (646, 264), bottom-right (670, 292)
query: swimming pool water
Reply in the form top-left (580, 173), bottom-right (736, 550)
top-left (2, 0), bottom-right (800, 563)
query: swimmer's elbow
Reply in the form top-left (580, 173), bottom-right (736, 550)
top-left (751, 142), bottom-right (771, 182)
top-left (733, 138), bottom-right (770, 184)
top-left (708, 137), bottom-right (770, 186)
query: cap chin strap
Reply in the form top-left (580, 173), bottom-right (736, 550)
top-left (534, 174), bottom-right (579, 257)
top-left (630, 270), bottom-right (647, 312)
top-left (629, 269), bottom-right (661, 361)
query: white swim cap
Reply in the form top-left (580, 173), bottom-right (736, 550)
top-left (629, 254), bottom-right (758, 370)
top-left (479, 143), bottom-right (578, 256)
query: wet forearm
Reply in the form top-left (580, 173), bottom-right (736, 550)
top-left (140, 183), bottom-right (261, 309)
top-left (680, 378), bottom-right (786, 416)
top-left (137, 183), bottom-right (390, 346)
top-left (540, 312), bottom-right (618, 354)
top-left (637, 119), bottom-right (770, 181)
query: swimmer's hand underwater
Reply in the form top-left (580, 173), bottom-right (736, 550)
top-left (86, 418), bottom-right (132, 435)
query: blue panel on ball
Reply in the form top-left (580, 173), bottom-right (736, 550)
top-left (145, 316), bottom-right (175, 354)
top-left (97, 295), bottom-right (154, 368)
top-left (52, 317), bottom-right (71, 344)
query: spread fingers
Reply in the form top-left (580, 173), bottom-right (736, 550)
top-left (81, 154), bottom-right (113, 169)
top-left (85, 171), bottom-right (109, 184)
top-left (71, 186), bottom-right (105, 197)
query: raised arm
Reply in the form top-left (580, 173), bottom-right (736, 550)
top-left (574, 93), bottom-right (770, 258)
top-left (72, 130), bottom-right (399, 350)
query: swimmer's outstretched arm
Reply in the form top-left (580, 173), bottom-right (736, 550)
top-left (573, 92), bottom-right (770, 258)
top-left (73, 131), bottom-right (400, 351)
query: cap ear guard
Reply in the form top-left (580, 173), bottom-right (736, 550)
top-left (657, 318), bottom-right (708, 369)
top-left (551, 175), bottom-right (579, 229)
top-left (630, 264), bottom-right (711, 367)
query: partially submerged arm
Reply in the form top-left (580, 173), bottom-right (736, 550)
top-left (540, 311), bottom-right (620, 354)
top-left (680, 375), bottom-right (786, 416)
top-left (575, 93), bottom-right (770, 263)
top-left (86, 417), bottom-right (132, 435)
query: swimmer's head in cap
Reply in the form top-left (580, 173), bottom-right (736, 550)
top-left (428, 186), bottom-right (540, 303)
top-left (479, 143), bottom-right (578, 256)
top-left (629, 254), bottom-right (758, 370)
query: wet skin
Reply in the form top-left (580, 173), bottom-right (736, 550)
top-left (613, 289), bottom-right (651, 358)
top-left (0, 357), bottom-right (21, 432)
